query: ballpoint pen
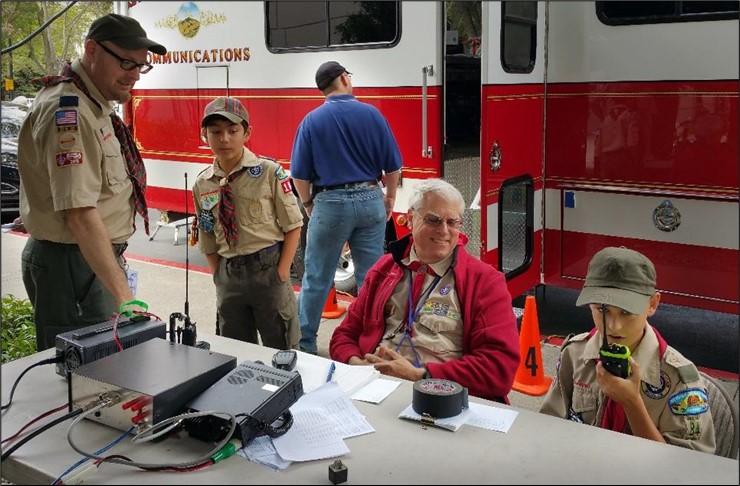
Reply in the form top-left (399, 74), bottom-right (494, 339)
top-left (326, 361), bottom-right (336, 382)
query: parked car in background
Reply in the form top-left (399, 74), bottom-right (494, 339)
top-left (2, 101), bottom-right (28, 222)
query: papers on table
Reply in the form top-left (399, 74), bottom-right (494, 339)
top-left (350, 378), bottom-right (402, 403)
top-left (295, 352), bottom-right (380, 396)
top-left (242, 382), bottom-right (375, 468)
top-left (398, 401), bottom-right (519, 433)
top-left (238, 436), bottom-right (291, 471)
top-left (398, 404), bottom-right (471, 431)
top-left (466, 402), bottom-right (519, 433)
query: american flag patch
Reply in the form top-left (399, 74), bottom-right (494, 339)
top-left (55, 110), bottom-right (78, 126)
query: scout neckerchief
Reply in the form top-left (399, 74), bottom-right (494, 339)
top-left (218, 166), bottom-right (248, 247)
top-left (589, 325), bottom-right (668, 433)
top-left (34, 63), bottom-right (150, 235)
top-left (392, 238), bottom-right (448, 368)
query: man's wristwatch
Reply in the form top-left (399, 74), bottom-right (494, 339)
top-left (302, 198), bottom-right (314, 209)
top-left (422, 367), bottom-right (432, 380)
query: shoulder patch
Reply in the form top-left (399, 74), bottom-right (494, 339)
top-left (676, 364), bottom-right (700, 384)
top-left (668, 388), bottom-right (709, 415)
top-left (59, 95), bottom-right (79, 107)
top-left (55, 110), bottom-right (78, 131)
top-left (275, 166), bottom-right (289, 181)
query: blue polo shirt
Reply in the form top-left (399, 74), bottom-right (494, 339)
top-left (290, 94), bottom-right (402, 187)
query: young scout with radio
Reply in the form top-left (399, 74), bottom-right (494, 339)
top-left (539, 247), bottom-right (716, 454)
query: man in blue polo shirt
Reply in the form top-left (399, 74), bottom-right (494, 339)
top-left (290, 60), bottom-right (403, 355)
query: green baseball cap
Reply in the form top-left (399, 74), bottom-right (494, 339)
top-left (87, 13), bottom-right (166, 55)
top-left (575, 247), bottom-right (657, 314)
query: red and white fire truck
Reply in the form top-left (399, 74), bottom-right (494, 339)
top-left (119, 1), bottom-right (738, 314)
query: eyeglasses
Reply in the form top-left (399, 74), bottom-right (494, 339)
top-left (96, 41), bottom-right (154, 74)
top-left (421, 213), bottom-right (464, 230)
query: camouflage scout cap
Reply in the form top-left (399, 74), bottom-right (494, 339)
top-left (201, 97), bottom-right (249, 127)
top-left (87, 14), bottom-right (166, 55)
top-left (575, 247), bottom-right (657, 314)
top-left (315, 61), bottom-right (349, 90)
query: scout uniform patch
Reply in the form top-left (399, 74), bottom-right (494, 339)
top-left (275, 166), bottom-right (289, 180)
top-left (248, 200), bottom-right (262, 219)
top-left (568, 408), bottom-right (585, 423)
top-left (439, 284), bottom-right (452, 295)
top-left (685, 416), bottom-right (702, 440)
top-left (281, 179), bottom-right (292, 194)
top-left (421, 300), bottom-right (460, 320)
top-left (641, 370), bottom-right (671, 400)
top-left (55, 110), bottom-right (78, 132)
top-left (200, 189), bottom-right (219, 210)
top-left (99, 126), bottom-right (114, 143)
top-left (199, 211), bottom-right (215, 232)
top-left (58, 133), bottom-right (78, 150)
top-left (247, 165), bottom-right (263, 177)
top-left (56, 152), bottom-right (83, 167)
top-left (669, 388), bottom-right (709, 415)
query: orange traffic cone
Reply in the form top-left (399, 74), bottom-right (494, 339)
top-left (321, 284), bottom-right (347, 319)
top-left (512, 295), bottom-right (553, 396)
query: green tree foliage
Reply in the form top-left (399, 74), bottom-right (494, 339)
top-left (333, 1), bottom-right (398, 44)
top-left (447, 1), bottom-right (481, 41)
top-left (1, 1), bottom-right (113, 97)
top-left (1, 294), bottom-right (36, 363)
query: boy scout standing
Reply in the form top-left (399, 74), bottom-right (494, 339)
top-left (192, 97), bottom-right (303, 349)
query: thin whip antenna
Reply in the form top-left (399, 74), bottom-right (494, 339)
top-left (184, 173), bottom-right (189, 317)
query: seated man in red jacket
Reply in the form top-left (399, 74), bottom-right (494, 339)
top-left (329, 179), bottom-right (520, 403)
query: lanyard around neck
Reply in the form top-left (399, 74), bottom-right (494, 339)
top-left (394, 271), bottom-right (442, 367)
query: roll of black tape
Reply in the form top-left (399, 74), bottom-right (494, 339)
top-left (412, 378), bottom-right (469, 419)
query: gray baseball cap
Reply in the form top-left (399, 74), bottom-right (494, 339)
top-left (576, 247), bottom-right (657, 314)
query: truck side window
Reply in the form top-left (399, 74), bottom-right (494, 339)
top-left (266, 1), bottom-right (400, 51)
top-left (501, 1), bottom-right (537, 74)
top-left (596, 1), bottom-right (739, 25)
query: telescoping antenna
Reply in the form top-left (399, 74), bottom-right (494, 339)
top-left (168, 173), bottom-right (208, 349)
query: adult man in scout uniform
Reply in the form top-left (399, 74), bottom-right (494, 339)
top-left (539, 247), bottom-right (716, 453)
top-left (17, 14), bottom-right (166, 350)
top-left (192, 97), bottom-right (303, 349)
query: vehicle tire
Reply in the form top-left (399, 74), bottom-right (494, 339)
top-left (334, 248), bottom-right (357, 297)
top-left (291, 210), bottom-right (357, 296)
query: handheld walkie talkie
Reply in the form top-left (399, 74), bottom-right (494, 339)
top-left (598, 304), bottom-right (631, 378)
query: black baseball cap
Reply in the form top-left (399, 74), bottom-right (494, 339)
top-left (315, 61), bottom-right (349, 90)
top-left (87, 13), bottom-right (167, 55)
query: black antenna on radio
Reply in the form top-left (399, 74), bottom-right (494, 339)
top-left (184, 173), bottom-right (190, 318)
top-left (169, 173), bottom-right (200, 347)
top-left (600, 303), bottom-right (608, 349)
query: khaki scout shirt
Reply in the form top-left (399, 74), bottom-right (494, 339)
top-left (18, 60), bottom-right (135, 244)
top-left (381, 248), bottom-right (463, 365)
top-left (540, 325), bottom-right (716, 454)
top-left (192, 148), bottom-right (303, 259)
